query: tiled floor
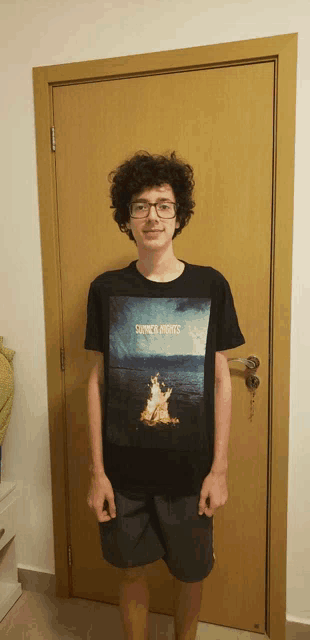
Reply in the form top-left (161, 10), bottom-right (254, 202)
top-left (1, 590), bottom-right (306, 639)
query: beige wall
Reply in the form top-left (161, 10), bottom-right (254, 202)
top-left (1, 0), bottom-right (309, 625)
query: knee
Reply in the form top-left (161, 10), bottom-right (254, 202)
top-left (120, 565), bottom-right (147, 581)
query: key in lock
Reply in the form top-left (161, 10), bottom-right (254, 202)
top-left (246, 373), bottom-right (260, 390)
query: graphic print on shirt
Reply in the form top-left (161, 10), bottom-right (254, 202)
top-left (106, 296), bottom-right (211, 451)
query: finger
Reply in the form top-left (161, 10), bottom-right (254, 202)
top-left (200, 500), bottom-right (215, 516)
top-left (205, 507), bottom-right (215, 517)
top-left (96, 512), bottom-right (106, 521)
top-left (198, 496), bottom-right (208, 514)
top-left (97, 507), bottom-right (112, 521)
top-left (108, 502), bottom-right (117, 518)
top-left (95, 505), bottom-right (108, 518)
top-left (97, 514), bottom-right (111, 522)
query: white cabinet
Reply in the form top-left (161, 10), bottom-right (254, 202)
top-left (0, 481), bottom-right (22, 622)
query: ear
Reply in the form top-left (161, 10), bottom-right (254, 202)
top-left (175, 218), bottom-right (180, 229)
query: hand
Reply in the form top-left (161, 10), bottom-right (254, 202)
top-left (87, 472), bottom-right (117, 522)
top-left (198, 469), bottom-right (228, 517)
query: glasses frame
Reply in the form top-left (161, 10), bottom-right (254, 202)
top-left (129, 201), bottom-right (178, 219)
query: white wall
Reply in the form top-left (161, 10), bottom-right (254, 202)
top-left (1, 0), bottom-right (309, 625)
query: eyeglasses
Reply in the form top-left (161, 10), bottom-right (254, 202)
top-left (129, 201), bottom-right (177, 219)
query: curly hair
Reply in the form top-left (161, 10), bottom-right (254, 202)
top-left (109, 151), bottom-right (195, 241)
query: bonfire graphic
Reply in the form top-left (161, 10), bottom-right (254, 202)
top-left (140, 373), bottom-right (180, 427)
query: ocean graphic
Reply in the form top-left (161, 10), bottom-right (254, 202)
top-left (106, 296), bottom-right (211, 451)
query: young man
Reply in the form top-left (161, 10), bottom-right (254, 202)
top-left (84, 151), bottom-right (245, 640)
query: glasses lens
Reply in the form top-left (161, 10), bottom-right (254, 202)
top-left (156, 202), bottom-right (175, 218)
top-left (130, 203), bottom-right (149, 218)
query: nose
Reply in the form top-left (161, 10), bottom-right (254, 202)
top-left (147, 204), bottom-right (160, 221)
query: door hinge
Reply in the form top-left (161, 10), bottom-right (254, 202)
top-left (68, 544), bottom-right (72, 567)
top-left (51, 126), bottom-right (56, 152)
top-left (60, 347), bottom-right (65, 371)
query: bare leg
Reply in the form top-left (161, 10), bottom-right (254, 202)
top-left (119, 566), bottom-right (150, 640)
top-left (173, 577), bottom-right (203, 640)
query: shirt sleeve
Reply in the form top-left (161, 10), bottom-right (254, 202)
top-left (215, 274), bottom-right (245, 352)
top-left (84, 281), bottom-right (104, 353)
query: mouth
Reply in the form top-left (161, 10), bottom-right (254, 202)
top-left (144, 229), bottom-right (163, 234)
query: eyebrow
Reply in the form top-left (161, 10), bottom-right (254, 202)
top-left (133, 197), bottom-right (172, 202)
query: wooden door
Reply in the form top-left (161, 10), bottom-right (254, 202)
top-left (52, 61), bottom-right (274, 634)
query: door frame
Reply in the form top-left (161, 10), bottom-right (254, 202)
top-left (32, 33), bottom-right (297, 640)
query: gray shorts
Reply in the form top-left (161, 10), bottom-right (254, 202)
top-left (98, 489), bottom-right (215, 583)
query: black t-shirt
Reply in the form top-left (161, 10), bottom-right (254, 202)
top-left (84, 260), bottom-right (245, 496)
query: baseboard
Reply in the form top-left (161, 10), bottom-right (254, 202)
top-left (17, 567), bottom-right (310, 638)
top-left (287, 614), bottom-right (310, 627)
top-left (17, 567), bottom-right (56, 597)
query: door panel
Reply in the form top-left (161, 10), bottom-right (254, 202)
top-left (53, 60), bottom-right (274, 633)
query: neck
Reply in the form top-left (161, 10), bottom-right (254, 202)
top-left (135, 247), bottom-right (183, 280)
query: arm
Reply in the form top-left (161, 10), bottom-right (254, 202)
top-left (87, 351), bottom-right (106, 478)
top-left (87, 352), bottom-right (117, 521)
top-left (211, 351), bottom-right (232, 474)
top-left (198, 352), bottom-right (232, 516)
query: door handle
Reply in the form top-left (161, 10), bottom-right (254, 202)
top-left (227, 355), bottom-right (260, 370)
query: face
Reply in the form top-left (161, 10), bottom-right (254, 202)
top-left (126, 184), bottom-right (180, 251)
